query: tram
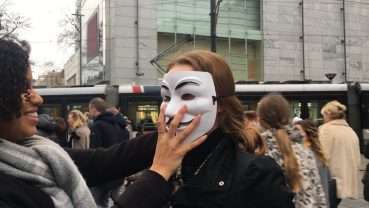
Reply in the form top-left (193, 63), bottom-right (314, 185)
top-left (35, 85), bottom-right (107, 120)
top-left (36, 82), bottom-right (369, 149)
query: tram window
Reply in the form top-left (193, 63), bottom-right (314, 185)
top-left (309, 100), bottom-right (331, 126)
top-left (241, 101), bottom-right (258, 111)
top-left (67, 103), bottom-right (90, 114)
top-left (40, 104), bottom-right (61, 118)
top-left (127, 101), bottom-right (159, 130)
top-left (290, 101), bottom-right (301, 118)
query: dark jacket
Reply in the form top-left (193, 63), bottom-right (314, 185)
top-left (90, 111), bottom-right (122, 148)
top-left (36, 114), bottom-right (60, 144)
top-left (170, 128), bottom-right (294, 208)
top-left (113, 113), bottom-right (130, 141)
top-left (0, 134), bottom-right (170, 208)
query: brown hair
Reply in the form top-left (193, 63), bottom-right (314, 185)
top-left (321, 100), bottom-right (346, 120)
top-left (257, 93), bottom-right (302, 193)
top-left (54, 117), bottom-right (67, 132)
top-left (242, 127), bottom-right (266, 156)
top-left (167, 50), bottom-right (256, 153)
top-left (107, 106), bottom-right (119, 115)
top-left (294, 119), bottom-right (328, 166)
top-left (244, 111), bottom-right (257, 121)
top-left (89, 97), bottom-right (108, 113)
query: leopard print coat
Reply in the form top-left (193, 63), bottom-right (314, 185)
top-left (262, 127), bottom-right (327, 208)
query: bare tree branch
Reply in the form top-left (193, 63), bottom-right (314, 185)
top-left (0, 0), bottom-right (31, 39)
top-left (57, 14), bottom-right (79, 49)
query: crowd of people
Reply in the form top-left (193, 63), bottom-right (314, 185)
top-left (0, 37), bottom-right (368, 208)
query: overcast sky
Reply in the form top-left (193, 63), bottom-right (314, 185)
top-left (8, 0), bottom-right (75, 77)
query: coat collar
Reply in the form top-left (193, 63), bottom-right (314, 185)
top-left (321, 119), bottom-right (349, 127)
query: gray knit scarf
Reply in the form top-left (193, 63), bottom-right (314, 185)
top-left (0, 135), bottom-right (97, 208)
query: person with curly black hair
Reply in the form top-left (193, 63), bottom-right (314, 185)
top-left (0, 38), bottom-right (206, 208)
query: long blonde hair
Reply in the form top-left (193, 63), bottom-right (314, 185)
top-left (257, 93), bottom-right (302, 193)
top-left (69, 110), bottom-right (87, 129)
top-left (167, 50), bottom-right (259, 153)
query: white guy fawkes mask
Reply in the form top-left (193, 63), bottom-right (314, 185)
top-left (161, 71), bottom-right (217, 144)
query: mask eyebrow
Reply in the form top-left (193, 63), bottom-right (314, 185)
top-left (175, 81), bottom-right (199, 90)
top-left (161, 84), bottom-right (169, 90)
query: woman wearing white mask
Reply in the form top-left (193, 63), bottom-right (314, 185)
top-left (158, 50), bottom-right (294, 207)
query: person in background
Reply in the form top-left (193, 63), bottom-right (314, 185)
top-left (89, 98), bottom-right (122, 148)
top-left (319, 100), bottom-right (361, 205)
top-left (0, 37), bottom-right (206, 208)
top-left (107, 106), bottom-right (129, 141)
top-left (54, 116), bottom-right (68, 147)
top-left (89, 98), bottom-right (128, 207)
top-left (292, 116), bottom-right (303, 126)
top-left (83, 111), bottom-right (94, 129)
top-left (124, 116), bottom-right (133, 139)
top-left (67, 109), bottom-right (90, 149)
top-left (244, 110), bottom-right (258, 128)
top-left (136, 124), bottom-right (144, 137)
top-left (257, 92), bottom-right (326, 208)
top-left (242, 127), bottom-right (266, 156)
top-left (294, 119), bottom-right (330, 207)
top-left (36, 113), bottom-right (60, 144)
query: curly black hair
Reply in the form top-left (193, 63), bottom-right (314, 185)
top-left (0, 38), bottom-right (31, 120)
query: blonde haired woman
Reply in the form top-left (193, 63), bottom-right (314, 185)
top-left (319, 100), bottom-right (361, 205)
top-left (68, 110), bottom-right (90, 149)
top-left (257, 93), bottom-right (326, 207)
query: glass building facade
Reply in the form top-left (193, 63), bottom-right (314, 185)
top-left (157, 0), bottom-right (262, 81)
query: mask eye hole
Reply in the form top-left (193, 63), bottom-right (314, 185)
top-left (181, 93), bottom-right (195, 101)
top-left (163, 96), bottom-right (171, 102)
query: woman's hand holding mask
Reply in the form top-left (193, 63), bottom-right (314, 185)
top-left (149, 104), bottom-right (207, 181)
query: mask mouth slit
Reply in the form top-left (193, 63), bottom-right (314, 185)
top-left (166, 118), bottom-right (193, 128)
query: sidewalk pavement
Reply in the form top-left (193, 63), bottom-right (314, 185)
top-left (340, 155), bottom-right (369, 208)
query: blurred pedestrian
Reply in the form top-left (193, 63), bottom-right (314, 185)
top-left (258, 93), bottom-right (327, 208)
top-left (319, 100), bottom-right (361, 205)
top-left (89, 98), bottom-right (127, 207)
top-left (107, 106), bottom-right (129, 141)
top-left (89, 98), bottom-right (121, 148)
top-left (124, 116), bottom-right (133, 139)
top-left (136, 124), bottom-right (144, 137)
top-left (242, 127), bottom-right (266, 156)
top-left (54, 116), bottom-right (68, 147)
top-left (292, 116), bottom-right (303, 126)
top-left (294, 119), bottom-right (330, 207)
top-left (244, 110), bottom-right (258, 128)
top-left (36, 113), bottom-right (59, 144)
top-left (84, 111), bottom-right (94, 129)
top-left (68, 110), bottom-right (90, 149)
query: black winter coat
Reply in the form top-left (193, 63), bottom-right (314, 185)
top-left (169, 128), bottom-right (294, 208)
top-left (90, 111), bottom-right (122, 148)
top-left (113, 112), bottom-right (130, 141)
top-left (0, 133), bottom-right (170, 208)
